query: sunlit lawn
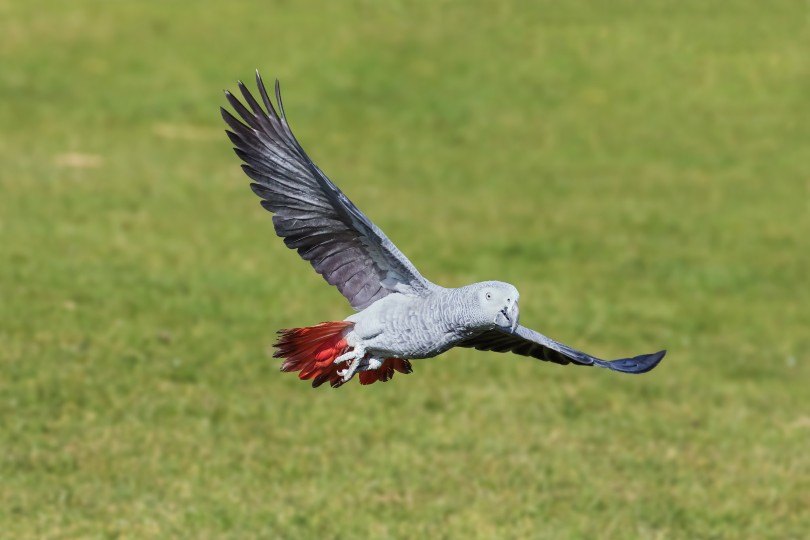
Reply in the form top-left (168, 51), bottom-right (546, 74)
top-left (0, 1), bottom-right (807, 537)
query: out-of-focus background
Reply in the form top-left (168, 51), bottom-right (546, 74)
top-left (1, 1), bottom-right (808, 537)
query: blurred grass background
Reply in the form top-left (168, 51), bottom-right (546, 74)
top-left (1, 0), bottom-right (808, 538)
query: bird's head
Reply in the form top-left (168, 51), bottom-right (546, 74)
top-left (461, 281), bottom-right (520, 333)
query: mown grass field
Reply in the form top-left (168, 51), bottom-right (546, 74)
top-left (1, 1), bottom-right (808, 538)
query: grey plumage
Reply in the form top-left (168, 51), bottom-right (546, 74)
top-left (222, 74), bottom-right (665, 386)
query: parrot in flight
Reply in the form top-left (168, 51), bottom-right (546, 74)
top-left (221, 72), bottom-right (666, 388)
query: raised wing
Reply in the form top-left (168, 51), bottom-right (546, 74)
top-left (222, 73), bottom-right (434, 310)
top-left (457, 325), bottom-right (665, 374)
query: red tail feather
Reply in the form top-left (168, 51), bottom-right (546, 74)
top-left (274, 322), bottom-right (413, 388)
top-left (275, 322), bottom-right (352, 387)
top-left (358, 358), bottom-right (413, 385)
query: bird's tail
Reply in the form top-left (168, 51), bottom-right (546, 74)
top-left (275, 322), bottom-right (353, 387)
top-left (274, 322), bottom-right (413, 388)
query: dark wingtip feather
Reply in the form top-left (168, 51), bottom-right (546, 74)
top-left (598, 349), bottom-right (666, 374)
top-left (224, 129), bottom-right (242, 147)
top-left (240, 80), bottom-right (275, 125)
top-left (274, 79), bottom-right (287, 119)
top-left (255, 70), bottom-right (280, 120)
top-left (220, 106), bottom-right (242, 129)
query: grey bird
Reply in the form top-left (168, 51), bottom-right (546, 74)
top-left (221, 72), bottom-right (666, 388)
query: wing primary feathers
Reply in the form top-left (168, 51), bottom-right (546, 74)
top-left (224, 91), bottom-right (264, 132)
top-left (224, 107), bottom-right (307, 176)
top-left (255, 71), bottom-right (280, 121)
top-left (274, 79), bottom-right (287, 120)
top-left (238, 80), bottom-right (289, 144)
top-left (457, 325), bottom-right (665, 374)
top-left (237, 80), bottom-right (266, 118)
top-left (222, 72), bottom-right (433, 310)
top-left (591, 350), bottom-right (666, 374)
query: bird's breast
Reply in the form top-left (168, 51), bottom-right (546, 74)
top-left (351, 293), bottom-right (462, 359)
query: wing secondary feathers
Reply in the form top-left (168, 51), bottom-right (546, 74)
top-left (457, 325), bottom-right (665, 374)
top-left (222, 73), bottom-right (434, 310)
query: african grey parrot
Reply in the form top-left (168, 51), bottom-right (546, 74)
top-left (221, 72), bottom-right (666, 388)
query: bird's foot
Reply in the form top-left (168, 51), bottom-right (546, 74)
top-left (333, 350), bottom-right (356, 364)
top-left (333, 339), bottom-right (364, 363)
top-left (334, 344), bottom-right (366, 382)
top-left (337, 355), bottom-right (362, 382)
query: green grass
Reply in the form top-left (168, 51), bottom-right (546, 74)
top-left (1, 0), bottom-right (808, 537)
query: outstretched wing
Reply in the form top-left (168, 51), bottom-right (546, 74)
top-left (222, 73), bottom-right (434, 310)
top-left (457, 325), bottom-right (665, 374)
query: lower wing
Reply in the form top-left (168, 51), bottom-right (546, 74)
top-left (457, 325), bottom-right (665, 374)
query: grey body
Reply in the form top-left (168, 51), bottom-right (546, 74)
top-left (222, 74), bottom-right (666, 384)
top-left (348, 285), bottom-right (511, 359)
top-left (349, 292), bottom-right (456, 359)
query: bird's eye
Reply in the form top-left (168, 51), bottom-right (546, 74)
top-left (486, 293), bottom-right (492, 300)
